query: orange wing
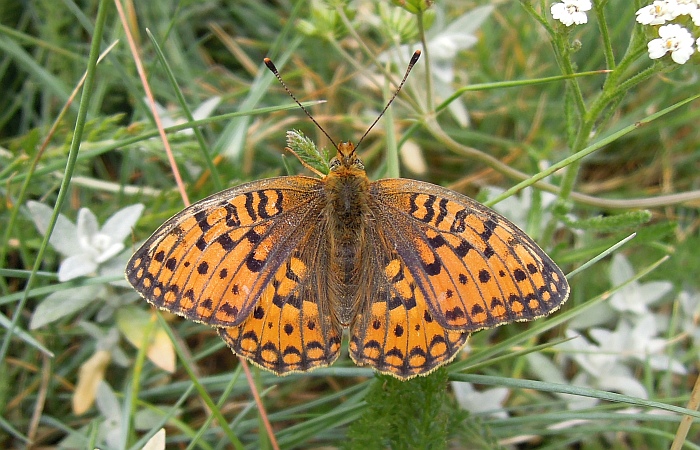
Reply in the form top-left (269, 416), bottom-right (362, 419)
top-left (126, 176), bottom-right (325, 328)
top-left (348, 227), bottom-right (469, 380)
top-left (369, 178), bottom-right (569, 334)
top-left (126, 175), bottom-right (343, 374)
top-left (217, 226), bottom-right (342, 375)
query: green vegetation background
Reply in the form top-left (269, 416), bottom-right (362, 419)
top-left (1, 0), bottom-right (698, 449)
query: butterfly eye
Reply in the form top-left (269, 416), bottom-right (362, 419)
top-left (352, 158), bottom-right (364, 170)
top-left (329, 157), bottom-right (341, 171)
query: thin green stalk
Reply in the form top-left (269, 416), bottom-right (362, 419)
top-left (126, 311), bottom-right (159, 449)
top-left (594, 0), bottom-right (616, 70)
top-left (520, 6), bottom-right (593, 220)
top-left (552, 6), bottom-right (652, 209)
top-left (455, 373), bottom-right (700, 419)
top-left (0, 35), bottom-right (72, 102)
top-left (437, 70), bottom-right (608, 113)
top-left (0, 102), bottom-right (316, 186)
top-left (553, 32), bottom-right (587, 116)
top-left (607, 61), bottom-right (660, 101)
top-left (488, 90), bottom-right (700, 207)
top-left (416, 9), bottom-right (433, 112)
top-left (0, 23), bottom-right (82, 60)
top-left (187, 366), bottom-right (244, 450)
top-left (556, 53), bottom-right (650, 206)
top-left (127, 384), bottom-right (198, 450)
top-left (156, 314), bottom-right (245, 449)
top-left (383, 73), bottom-right (400, 178)
top-left (146, 29), bottom-right (223, 191)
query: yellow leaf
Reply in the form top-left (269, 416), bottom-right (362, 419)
top-left (141, 428), bottom-right (166, 450)
top-left (147, 327), bottom-right (176, 373)
top-left (117, 307), bottom-right (175, 373)
top-left (73, 349), bottom-right (111, 415)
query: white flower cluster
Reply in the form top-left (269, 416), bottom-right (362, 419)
top-left (636, 0), bottom-right (700, 64)
top-left (551, 0), bottom-right (592, 27)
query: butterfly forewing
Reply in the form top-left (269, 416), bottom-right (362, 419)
top-left (370, 178), bottom-right (569, 333)
top-left (126, 176), bottom-right (326, 328)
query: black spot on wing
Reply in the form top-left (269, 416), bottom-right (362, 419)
top-left (216, 233), bottom-right (235, 251)
top-left (480, 218), bottom-right (497, 241)
top-left (222, 201), bottom-right (241, 227)
top-left (244, 192), bottom-right (257, 221)
top-left (450, 209), bottom-right (468, 233)
top-left (246, 253), bottom-right (265, 272)
top-left (478, 269), bottom-right (490, 283)
top-left (194, 210), bottom-right (211, 232)
top-left (454, 241), bottom-right (473, 258)
top-left (427, 234), bottom-right (447, 249)
top-left (434, 198), bottom-right (449, 227)
top-left (424, 258), bottom-right (441, 276)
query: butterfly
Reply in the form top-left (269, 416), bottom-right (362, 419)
top-left (125, 52), bottom-right (569, 380)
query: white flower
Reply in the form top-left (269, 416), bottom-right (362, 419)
top-left (691, 8), bottom-right (700, 25)
top-left (551, 0), bottom-right (593, 26)
top-left (673, 0), bottom-right (700, 15)
top-left (608, 254), bottom-right (673, 316)
top-left (376, 5), bottom-right (494, 128)
top-left (647, 24), bottom-right (696, 64)
top-left (451, 382), bottom-right (510, 418)
top-left (27, 202), bottom-right (144, 281)
top-left (151, 96), bottom-right (221, 135)
top-left (560, 330), bottom-right (649, 406)
top-left (589, 317), bottom-right (687, 375)
top-left (636, 1), bottom-right (679, 24)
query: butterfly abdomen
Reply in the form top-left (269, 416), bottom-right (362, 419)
top-left (323, 165), bottom-right (371, 325)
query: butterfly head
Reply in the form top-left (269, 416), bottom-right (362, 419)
top-left (330, 142), bottom-right (365, 172)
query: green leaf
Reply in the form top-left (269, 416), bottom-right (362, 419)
top-left (564, 210), bottom-right (652, 231)
top-left (29, 285), bottom-right (103, 329)
top-left (285, 130), bottom-right (331, 175)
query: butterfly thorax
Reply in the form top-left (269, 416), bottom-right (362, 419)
top-left (323, 142), bottom-right (371, 325)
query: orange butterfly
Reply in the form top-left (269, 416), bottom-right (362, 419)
top-left (126, 52), bottom-right (569, 380)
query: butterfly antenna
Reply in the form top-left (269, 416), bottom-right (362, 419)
top-left (264, 58), bottom-right (338, 150)
top-left (355, 50), bottom-right (421, 150)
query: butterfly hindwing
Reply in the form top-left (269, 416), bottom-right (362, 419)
top-left (348, 227), bottom-right (469, 379)
top-left (218, 224), bottom-right (343, 375)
